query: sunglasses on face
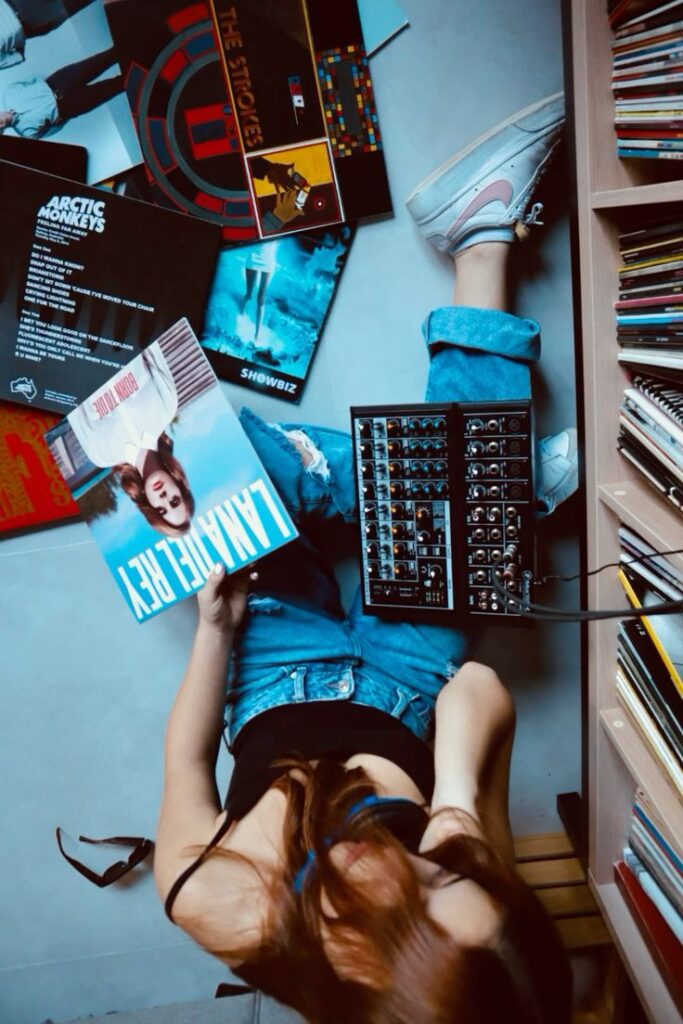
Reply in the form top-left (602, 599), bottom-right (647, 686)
top-left (55, 829), bottom-right (153, 888)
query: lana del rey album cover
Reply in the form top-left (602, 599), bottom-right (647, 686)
top-left (104, 0), bottom-right (392, 244)
top-left (0, 159), bottom-right (220, 416)
top-left (45, 320), bottom-right (298, 623)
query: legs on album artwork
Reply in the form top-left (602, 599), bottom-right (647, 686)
top-left (226, 93), bottom-right (578, 746)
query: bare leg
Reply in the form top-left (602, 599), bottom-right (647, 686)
top-left (452, 241), bottom-right (510, 313)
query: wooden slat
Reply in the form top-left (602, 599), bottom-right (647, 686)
top-left (557, 915), bottom-right (612, 950)
top-left (514, 832), bottom-right (575, 861)
top-left (536, 883), bottom-right (598, 919)
top-left (517, 856), bottom-right (586, 888)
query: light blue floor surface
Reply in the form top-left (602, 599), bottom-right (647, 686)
top-left (0, 1), bottom-right (580, 1021)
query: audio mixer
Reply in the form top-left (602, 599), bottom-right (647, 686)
top-left (351, 401), bottom-right (536, 623)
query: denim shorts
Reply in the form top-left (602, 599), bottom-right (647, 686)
top-left (226, 306), bottom-right (541, 746)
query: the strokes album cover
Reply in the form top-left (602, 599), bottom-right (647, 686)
top-left (104, 0), bottom-right (392, 243)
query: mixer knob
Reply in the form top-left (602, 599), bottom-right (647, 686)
top-left (423, 462), bottom-right (435, 478)
top-left (487, 507), bottom-right (502, 521)
top-left (432, 417), bottom-right (446, 432)
top-left (471, 506), bottom-right (485, 523)
top-left (471, 484), bottom-right (486, 499)
top-left (365, 523), bottom-right (377, 539)
top-left (394, 563), bottom-right (408, 578)
top-left (470, 418), bottom-right (485, 435)
top-left (363, 503), bottom-right (376, 518)
top-left (435, 481), bottom-right (448, 497)
top-left (410, 461), bottom-right (424, 477)
top-left (393, 542), bottom-right (407, 557)
top-left (391, 502), bottom-right (405, 517)
top-left (386, 419), bottom-right (401, 435)
top-left (391, 522), bottom-right (406, 539)
top-left (423, 482), bottom-right (435, 498)
top-left (368, 561), bottom-right (380, 577)
top-left (362, 483), bottom-right (375, 499)
top-left (387, 440), bottom-right (402, 456)
top-left (380, 544), bottom-right (392, 557)
top-left (429, 564), bottom-right (443, 580)
top-left (434, 460), bottom-right (448, 476)
top-left (388, 461), bottom-right (403, 478)
top-left (361, 463), bottom-right (374, 478)
top-left (390, 481), bottom-right (404, 498)
top-left (407, 418), bottom-right (423, 435)
top-left (359, 441), bottom-right (374, 458)
top-left (359, 419), bottom-right (373, 438)
top-left (471, 463), bottom-right (486, 478)
top-left (469, 440), bottom-right (485, 457)
top-left (417, 529), bottom-right (431, 544)
top-left (366, 542), bottom-right (378, 558)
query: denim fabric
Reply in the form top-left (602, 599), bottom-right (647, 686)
top-left (227, 306), bottom-right (541, 745)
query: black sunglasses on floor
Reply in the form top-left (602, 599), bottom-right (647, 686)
top-left (55, 829), bottom-right (153, 887)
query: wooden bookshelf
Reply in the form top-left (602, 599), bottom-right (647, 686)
top-left (570, 2), bottom-right (683, 1022)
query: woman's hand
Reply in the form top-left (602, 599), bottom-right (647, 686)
top-left (197, 564), bottom-right (254, 636)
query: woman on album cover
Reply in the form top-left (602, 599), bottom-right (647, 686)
top-left (0, 0), bottom-right (94, 69)
top-left (154, 94), bottom-right (579, 1022)
top-left (0, 46), bottom-right (122, 139)
top-left (68, 347), bottom-right (196, 538)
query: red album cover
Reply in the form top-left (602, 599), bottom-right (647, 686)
top-left (0, 402), bottom-right (80, 536)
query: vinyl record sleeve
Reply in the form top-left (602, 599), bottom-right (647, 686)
top-left (0, 160), bottom-right (221, 415)
top-left (45, 319), bottom-right (297, 622)
top-left (104, 0), bottom-right (392, 242)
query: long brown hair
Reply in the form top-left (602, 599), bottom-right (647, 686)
top-left (196, 760), bottom-right (572, 1023)
top-left (115, 431), bottom-right (195, 537)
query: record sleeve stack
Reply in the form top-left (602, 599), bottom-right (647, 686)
top-left (609, 0), bottom-right (683, 159)
top-left (614, 789), bottom-right (683, 1010)
top-left (615, 217), bottom-right (683, 509)
top-left (616, 524), bottom-right (683, 796)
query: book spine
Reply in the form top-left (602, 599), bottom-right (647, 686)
top-left (617, 146), bottom-right (683, 158)
top-left (623, 847), bottom-right (683, 941)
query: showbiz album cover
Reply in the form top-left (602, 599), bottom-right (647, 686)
top-left (104, 0), bottom-right (392, 242)
top-left (45, 320), bottom-right (297, 623)
top-left (0, 159), bottom-right (220, 415)
top-left (202, 225), bottom-right (353, 401)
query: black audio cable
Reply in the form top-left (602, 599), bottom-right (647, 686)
top-left (490, 547), bottom-right (683, 623)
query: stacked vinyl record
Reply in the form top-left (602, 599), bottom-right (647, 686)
top-left (615, 217), bottom-right (683, 510)
top-left (616, 523), bottom-right (683, 789)
top-left (609, 0), bottom-right (683, 159)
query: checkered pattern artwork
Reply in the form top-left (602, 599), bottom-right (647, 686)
top-left (316, 45), bottom-right (382, 157)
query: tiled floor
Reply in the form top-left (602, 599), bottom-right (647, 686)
top-left (0, 1), bottom-right (580, 1021)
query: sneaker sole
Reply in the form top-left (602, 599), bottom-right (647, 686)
top-left (404, 90), bottom-right (564, 210)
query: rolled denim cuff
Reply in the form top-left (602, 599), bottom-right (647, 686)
top-left (422, 306), bottom-right (541, 364)
top-left (422, 306), bottom-right (541, 404)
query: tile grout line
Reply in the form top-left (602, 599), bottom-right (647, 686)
top-left (0, 939), bottom-right (195, 972)
top-left (0, 539), bottom-right (94, 559)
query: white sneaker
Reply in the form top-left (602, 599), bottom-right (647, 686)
top-left (537, 427), bottom-right (579, 515)
top-left (405, 93), bottom-right (565, 255)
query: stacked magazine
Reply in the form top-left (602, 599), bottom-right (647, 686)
top-left (615, 788), bottom-right (683, 1009)
top-left (609, 0), bottom-right (683, 159)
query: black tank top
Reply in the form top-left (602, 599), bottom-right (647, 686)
top-left (164, 702), bottom-right (434, 922)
